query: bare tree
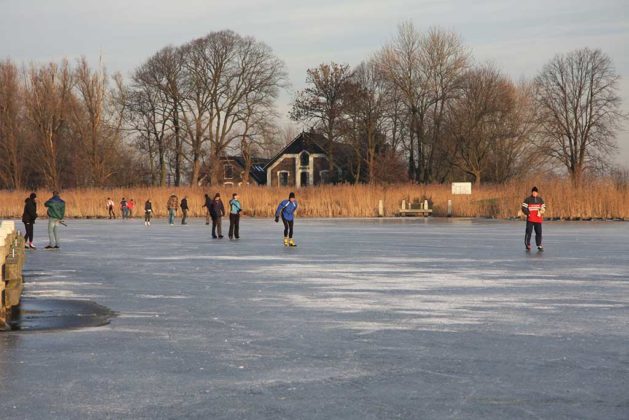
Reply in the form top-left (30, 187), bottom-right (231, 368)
top-left (347, 59), bottom-right (389, 183)
top-left (128, 63), bottom-right (174, 186)
top-left (535, 48), bottom-right (625, 186)
top-left (0, 60), bottom-right (24, 189)
top-left (290, 62), bottom-right (353, 182)
top-left (443, 65), bottom-right (517, 185)
top-left (73, 57), bottom-right (121, 186)
top-left (23, 61), bottom-right (74, 190)
top-left (377, 23), bottom-right (469, 183)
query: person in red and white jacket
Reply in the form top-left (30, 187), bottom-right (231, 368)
top-left (521, 186), bottom-right (546, 251)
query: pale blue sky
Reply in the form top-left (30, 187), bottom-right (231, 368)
top-left (2, 0), bottom-right (628, 165)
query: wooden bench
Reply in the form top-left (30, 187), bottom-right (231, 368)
top-left (398, 200), bottom-right (433, 217)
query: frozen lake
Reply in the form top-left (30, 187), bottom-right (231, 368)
top-left (1, 218), bottom-right (628, 419)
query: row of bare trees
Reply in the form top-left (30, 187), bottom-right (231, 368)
top-left (0, 58), bottom-right (136, 190)
top-left (123, 30), bottom-right (287, 187)
top-left (0, 25), bottom-right (624, 189)
top-left (290, 22), bottom-right (625, 186)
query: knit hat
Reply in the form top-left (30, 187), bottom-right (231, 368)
top-left (29, 192), bottom-right (37, 199)
top-left (289, 192), bottom-right (295, 199)
top-left (214, 193), bottom-right (221, 198)
top-left (531, 186), bottom-right (538, 193)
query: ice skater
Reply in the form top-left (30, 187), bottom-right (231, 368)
top-left (180, 196), bottom-right (189, 225)
top-left (228, 193), bottom-right (241, 240)
top-left (106, 197), bottom-right (116, 219)
top-left (167, 193), bottom-right (178, 225)
top-left (44, 191), bottom-right (65, 249)
top-left (22, 192), bottom-right (38, 249)
top-left (275, 192), bottom-right (298, 247)
top-left (202, 193), bottom-right (211, 225)
top-left (120, 197), bottom-right (128, 219)
top-left (209, 193), bottom-right (225, 239)
top-left (128, 198), bottom-right (136, 218)
top-left (144, 199), bottom-right (153, 226)
top-left (521, 186), bottom-right (546, 251)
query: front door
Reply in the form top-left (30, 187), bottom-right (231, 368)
top-left (300, 172), bottom-right (309, 187)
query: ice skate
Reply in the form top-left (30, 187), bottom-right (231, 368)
top-left (283, 237), bottom-right (289, 247)
top-left (289, 239), bottom-right (297, 247)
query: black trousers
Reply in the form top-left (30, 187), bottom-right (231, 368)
top-left (525, 221), bottom-right (542, 247)
top-left (181, 209), bottom-right (188, 224)
top-left (212, 217), bottom-right (222, 238)
top-left (229, 214), bottom-right (240, 238)
top-left (23, 222), bottom-right (34, 243)
top-left (282, 216), bottom-right (294, 238)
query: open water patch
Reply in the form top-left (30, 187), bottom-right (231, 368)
top-left (4, 297), bottom-right (115, 332)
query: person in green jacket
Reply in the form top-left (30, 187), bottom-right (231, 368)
top-left (44, 191), bottom-right (66, 249)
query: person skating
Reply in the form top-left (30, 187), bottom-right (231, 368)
top-left (128, 198), bottom-right (136, 218)
top-left (209, 193), bottom-right (225, 239)
top-left (202, 193), bottom-right (211, 225)
top-left (167, 193), bottom-right (178, 225)
top-left (44, 191), bottom-right (65, 249)
top-left (181, 196), bottom-right (189, 225)
top-left (521, 186), bottom-right (546, 251)
top-left (120, 197), bottom-right (128, 219)
top-left (107, 197), bottom-right (116, 219)
top-left (22, 192), bottom-right (38, 249)
top-left (275, 192), bottom-right (298, 247)
top-left (228, 193), bottom-right (241, 239)
top-left (144, 199), bottom-right (153, 226)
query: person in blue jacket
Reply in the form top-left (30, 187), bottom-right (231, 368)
top-left (275, 192), bottom-right (298, 247)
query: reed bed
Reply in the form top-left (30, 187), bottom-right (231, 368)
top-left (0, 179), bottom-right (627, 220)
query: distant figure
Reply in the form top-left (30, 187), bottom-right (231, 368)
top-left (202, 193), bottom-right (211, 225)
top-left (106, 197), bottom-right (116, 219)
top-left (180, 196), bottom-right (189, 225)
top-left (521, 186), bottom-right (546, 251)
top-left (22, 192), bottom-right (38, 249)
top-left (275, 192), bottom-right (298, 247)
top-left (128, 199), bottom-right (136, 218)
top-left (120, 197), bottom-right (128, 219)
top-left (144, 199), bottom-right (153, 227)
top-left (44, 191), bottom-right (65, 250)
top-left (228, 193), bottom-right (241, 240)
top-left (167, 193), bottom-right (178, 225)
top-left (209, 193), bottom-right (225, 239)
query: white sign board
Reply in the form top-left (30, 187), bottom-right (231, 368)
top-left (452, 182), bottom-right (472, 195)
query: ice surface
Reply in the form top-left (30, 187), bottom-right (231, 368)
top-left (0, 218), bottom-right (628, 419)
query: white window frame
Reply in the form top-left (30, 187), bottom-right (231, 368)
top-left (224, 164), bottom-right (234, 180)
top-left (278, 170), bottom-right (290, 187)
top-left (319, 170), bottom-right (330, 185)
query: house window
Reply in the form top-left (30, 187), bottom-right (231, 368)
top-left (224, 164), bottom-right (234, 179)
top-left (300, 151), bottom-right (310, 167)
top-left (319, 170), bottom-right (329, 185)
top-left (278, 171), bottom-right (289, 186)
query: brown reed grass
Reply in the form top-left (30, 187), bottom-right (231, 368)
top-left (0, 179), bottom-right (627, 220)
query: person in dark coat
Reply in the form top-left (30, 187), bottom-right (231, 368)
top-left (22, 192), bottom-right (38, 249)
top-left (209, 193), bottom-right (225, 239)
top-left (201, 193), bottom-right (211, 225)
top-left (180, 196), bottom-right (189, 225)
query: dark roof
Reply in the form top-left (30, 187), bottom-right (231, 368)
top-left (222, 156), bottom-right (270, 184)
top-left (264, 131), bottom-right (329, 170)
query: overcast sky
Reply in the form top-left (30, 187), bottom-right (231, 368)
top-left (2, 0), bottom-right (628, 166)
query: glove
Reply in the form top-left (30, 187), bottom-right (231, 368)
top-left (274, 216), bottom-right (279, 223)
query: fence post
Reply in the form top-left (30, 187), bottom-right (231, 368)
top-left (447, 200), bottom-right (452, 217)
top-left (401, 200), bottom-right (406, 210)
top-left (378, 200), bottom-right (384, 217)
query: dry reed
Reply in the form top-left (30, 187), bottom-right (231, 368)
top-left (0, 179), bottom-right (627, 220)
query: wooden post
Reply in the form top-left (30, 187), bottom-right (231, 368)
top-left (378, 200), bottom-right (384, 217)
top-left (447, 200), bottom-right (452, 217)
top-left (401, 200), bottom-right (406, 210)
